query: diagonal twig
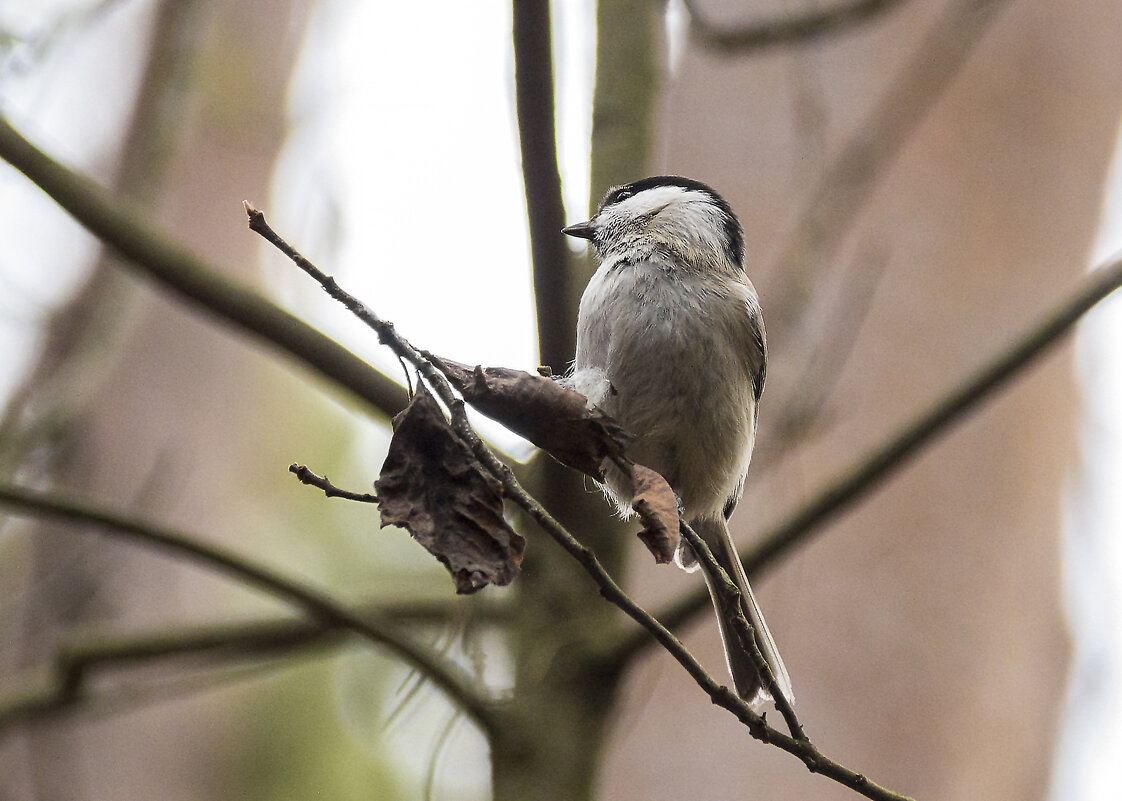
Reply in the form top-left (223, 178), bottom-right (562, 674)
top-left (248, 204), bottom-right (913, 801)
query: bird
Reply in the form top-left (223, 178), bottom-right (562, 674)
top-left (561, 175), bottom-right (793, 709)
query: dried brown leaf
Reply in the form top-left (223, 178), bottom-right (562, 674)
top-left (431, 356), bottom-right (626, 480)
top-left (630, 465), bottom-right (680, 564)
top-left (374, 384), bottom-right (524, 593)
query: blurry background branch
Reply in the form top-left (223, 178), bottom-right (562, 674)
top-left (0, 115), bottom-right (408, 422)
top-left (0, 0), bottom-right (205, 462)
top-left (0, 483), bottom-right (501, 734)
top-left (512, 0), bottom-right (574, 371)
top-left (769, 0), bottom-right (1010, 331)
top-left (612, 248), bottom-right (1122, 659)
top-left (588, 0), bottom-right (664, 204)
top-left (0, 594), bottom-right (510, 736)
top-left (684, 0), bottom-right (912, 53)
top-left (0, 616), bottom-right (347, 734)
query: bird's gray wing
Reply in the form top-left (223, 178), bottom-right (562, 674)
top-left (742, 287), bottom-right (767, 407)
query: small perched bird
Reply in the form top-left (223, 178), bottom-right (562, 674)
top-left (562, 175), bottom-right (793, 708)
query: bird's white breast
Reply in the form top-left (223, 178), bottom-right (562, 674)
top-left (571, 253), bottom-right (758, 519)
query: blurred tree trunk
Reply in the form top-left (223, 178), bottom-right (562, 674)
top-left (600, 1), bottom-right (1122, 800)
top-left (5, 2), bottom-right (314, 799)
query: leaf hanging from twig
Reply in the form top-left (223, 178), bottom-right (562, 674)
top-left (430, 356), bottom-right (627, 480)
top-left (375, 384), bottom-right (524, 594)
top-left (630, 464), bottom-right (680, 564)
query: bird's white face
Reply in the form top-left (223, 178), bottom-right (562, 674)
top-left (601, 183), bottom-right (696, 222)
top-left (565, 177), bottom-right (745, 274)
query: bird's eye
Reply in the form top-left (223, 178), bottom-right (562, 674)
top-left (612, 189), bottom-right (633, 204)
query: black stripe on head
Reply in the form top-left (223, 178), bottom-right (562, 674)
top-left (599, 176), bottom-right (746, 269)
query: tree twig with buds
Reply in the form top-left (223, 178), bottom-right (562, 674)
top-left (246, 203), bottom-right (913, 801)
top-left (289, 463), bottom-right (378, 502)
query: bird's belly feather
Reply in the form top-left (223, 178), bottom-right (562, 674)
top-left (573, 263), bottom-right (756, 518)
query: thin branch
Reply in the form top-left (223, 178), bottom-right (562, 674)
top-left (476, 431), bottom-right (907, 800)
top-left (511, 0), bottom-right (573, 370)
top-left (684, 0), bottom-right (912, 53)
top-left (289, 463), bottom-right (378, 503)
top-left (614, 249), bottom-right (1122, 658)
top-left (249, 206), bottom-right (912, 801)
top-left (0, 484), bottom-right (501, 735)
top-left (0, 115), bottom-right (408, 419)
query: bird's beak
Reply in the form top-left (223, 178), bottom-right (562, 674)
top-left (561, 220), bottom-right (595, 240)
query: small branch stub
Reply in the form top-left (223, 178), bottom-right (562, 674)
top-left (289, 464), bottom-right (378, 503)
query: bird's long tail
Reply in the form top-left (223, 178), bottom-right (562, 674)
top-left (691, 516), bottom-right (794, 709)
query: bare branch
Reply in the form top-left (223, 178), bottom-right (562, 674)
top-left (1, 656), bottom-right (316, 737)
top-left (0, 115), bottom-right (408, 420)
top-left (684, 0), bottom-right (912, 53)
top-left (0, 483), bottom-right (501, 735)
top-left (289, 463), bottom-right (378, 503)
top-left (252, 206), bottom-right (912, 801)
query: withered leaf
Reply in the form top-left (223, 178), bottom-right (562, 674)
top-left (431, 356), bottom-right (626, 480)
top-left (631, 464), bottom-right (680, 564)
top-left (375, 384), bottom-right (525, 593)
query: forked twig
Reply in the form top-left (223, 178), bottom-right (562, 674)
top-left (246, 202), bottom-right (914, 801)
